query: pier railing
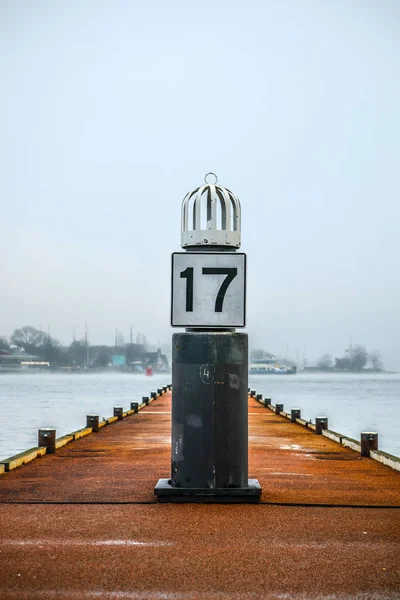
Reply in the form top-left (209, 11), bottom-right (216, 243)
top-left (249, 388), bottom-right (400, 472)
top-left (2, 384), bottom-right (399, 476)
top-left (0, 384), bottom-right (172, 475)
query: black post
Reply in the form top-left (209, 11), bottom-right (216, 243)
top-left (155, 332), bottom-right (260, 502)
top-left (114, 406), bottom-right (123, 420)
top-left (171, 332), bottom-right (248, 489)
top-left (291, 408), bottom-right (301, 423)
top-left (87, 415), bottom-right (99, 432)
top-left (361, 432), bottom-right (378, 457)
top-left (153, 175), bottom-right (261, 503)
top-left (316, 417), bottom-right (328, 434)
top-left (38, 428), bottom-right (56, 454)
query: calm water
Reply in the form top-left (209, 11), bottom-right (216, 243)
top-left (249, 372), bottom-right (400, 457)
top-left (0, 372), bottom-right (171, 461)
top-left (0, 372), bottom-right (399, 461)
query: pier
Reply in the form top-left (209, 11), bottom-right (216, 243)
top-left (0, 389), bottom-right (399, 599)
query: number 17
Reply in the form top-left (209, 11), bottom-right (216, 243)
top-left (180, 267), bottom-right (237, 313)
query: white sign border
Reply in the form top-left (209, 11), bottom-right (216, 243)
top-left (171, 252), bottom-right (247, 328)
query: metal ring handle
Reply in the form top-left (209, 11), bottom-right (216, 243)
top-left (204, 172), bottom-right (218, 185)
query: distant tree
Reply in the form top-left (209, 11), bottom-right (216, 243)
top-left (348, 345), bottom-right (368, 371)
top-left (10, 326), bottom-right (62, 360)
top-left (336, 345), bottom-right (369, 372)
top-left (335, 356), bottom-right (351, 371)
top-left (11, 326), bottom-right (47, 354)
top-left (41, 340), bottom-right (65, 366)
top-left (316, 354), bottom-right (333, 370)
top-left (369, 351), bottom-right (383, 372)
top-left (0, 337), bottom-right (10, 352)
top-left (92, 347), bottom-right (111, 368)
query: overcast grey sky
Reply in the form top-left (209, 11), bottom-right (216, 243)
top-left (1, 0), bottom-right (399, 368)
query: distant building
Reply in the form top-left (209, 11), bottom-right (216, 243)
top-left (106, 346), bottom-right (169, 372)
top-left (112, 354), bottom-right (126, 368)
top-left (0, 350), bottom-right (49, 371)
top-left (142, 348), bottom-right (169, 372)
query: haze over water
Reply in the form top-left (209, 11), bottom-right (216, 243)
top-left (1, 1), bottom-right (400, 370)
top-left (0, 372), bottom-right (399, 461)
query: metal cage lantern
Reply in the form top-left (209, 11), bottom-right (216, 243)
top-left (181, 173), bottom-right (241, 249)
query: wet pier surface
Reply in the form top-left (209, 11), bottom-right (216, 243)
top-left (0, 393), bottom-right (399, 599)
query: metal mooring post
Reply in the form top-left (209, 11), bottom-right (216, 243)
top-left (154, 173), bottom-right (261, 503)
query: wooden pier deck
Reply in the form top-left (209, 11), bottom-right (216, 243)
top-left (0, 392), bottom-right (399, 599)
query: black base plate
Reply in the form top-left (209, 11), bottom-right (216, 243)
top-left (154, 478), bottom-right (262, 503)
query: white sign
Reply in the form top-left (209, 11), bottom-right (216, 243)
top-left (171, 252), bottom-right (246, 327)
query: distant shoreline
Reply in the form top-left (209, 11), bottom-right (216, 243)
top-left (302, 369), bottom-right (398, 375)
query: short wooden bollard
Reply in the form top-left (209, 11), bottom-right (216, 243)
top-left (248, 387), bottom-right (251, 393)
top-left (157, 388), bottom-right (162, 395)
top-left (316, 417), bottom-right (328, 434)
top-left (131, 402), bottom-right (139, 413)
top-left (38, 428), bottom-right (56, 454)
top-left (361, 432), bottom-right (378, 457)
top-left (162, 386), bottom-right (167, 393)
top-left (275, 403), bottom-right (283, 415)
top-left (256, 394), bottom-right (263, 402)
top-left (114, 406), bottom-right (123, 420)
top-left (264, 398), bottom-right (271, 407)
top-left (151, 392), bottom-right (157, 400)
top-left (250, 390), bottom-right (256, 397)
top-left (168, 383), bottom-right (172, 389)
top-left (86, 415), bottom-right (99, 432)
top-left (291, 408), bottom-right (301, 422)
top-left (143, 396), bottom-right (149, 406)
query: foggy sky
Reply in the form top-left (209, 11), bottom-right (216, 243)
top-left (1, 1), bottom-right (399, 368)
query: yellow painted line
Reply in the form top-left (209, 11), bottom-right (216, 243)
top-left (0, 463), bottom-right (5, 475)
top-left (341, 436), bottom-right (361, 452)
top-left (71, 427), bottom-right (93, 440)
top-left (370, 449), bottom-right (400, 472)
top-left (98, 420), bottom-right (107, 428)
top-left (106, 416), bottom-right (118, 425)
top-left (55, 435), bottom-right (74, 450)
top-left (0, 446), bottom-right (46, 472)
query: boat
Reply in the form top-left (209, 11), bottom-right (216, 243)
top-left (145, 366), bottom-right (153, 377)
top-left (249, 358), bottom-right (297, 375)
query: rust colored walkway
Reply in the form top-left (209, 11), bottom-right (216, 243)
top-left (0, 392), bottom-right (399, 599)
